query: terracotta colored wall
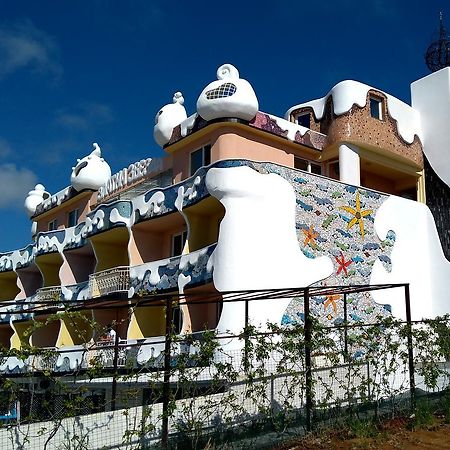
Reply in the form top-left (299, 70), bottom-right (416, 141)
top-left (170, 124), bottom-right (322, 182)
top-left (36, 193), bottom-right (95, 234)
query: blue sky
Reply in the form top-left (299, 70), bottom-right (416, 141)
top-left (0, 0), bottom-right (447, 251)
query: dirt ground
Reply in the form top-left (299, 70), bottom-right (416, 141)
top-left (274, 418), bottom-right (450, 449)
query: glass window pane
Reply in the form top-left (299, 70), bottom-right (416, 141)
top-left (370, 98), bottom-right (382, 119)
top-left (296, 113), bottom-right (310, 128)
top-left (68, 209), bottom-right (79, 227)
top-left (311, 163), bottom-right (322, 175)
top-left (190, 149), bottom-right (203, 175)
top-left (204, 145), bottom-right (211, 166)
top-left (294, 157), bottom-right (309, 171)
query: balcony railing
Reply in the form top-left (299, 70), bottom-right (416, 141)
top-left (88, 267), bottom-right (130, 298)
top-left (35, 286), bottom-right (62, 302)
top-left (29, 348), bottom-right (59, 372)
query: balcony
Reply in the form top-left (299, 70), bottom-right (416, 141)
top-left (89, 267), bottom-right (130, 298)
top-left (35, 286), bottom-right (62, 302)
top-left (29, 348), bottom-right (59, 372)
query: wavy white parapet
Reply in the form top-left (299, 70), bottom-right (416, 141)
top-left (132, 191), bottom-right (165, 218)
top-left (267, 113), bottom-right (309, 138)
top-left (180, 113), bottom-right (198, 138)
top-left (128, 259), bottom-right (171, 297)
top-left (285, 80), bottom-right (422, 144)
top-left (56, 346), bottom-right (85, 370)
top-left (370, 196), bottom-right (450, 321)
top-left (0, 356), bottom-right (25, 372)
top-left (136, 336), bottom-right (166, 365)
top-left (206, 166), bottom-right (333, 343)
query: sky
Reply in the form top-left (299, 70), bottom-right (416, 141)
top-left (0, 0), bottom-right (447, 251)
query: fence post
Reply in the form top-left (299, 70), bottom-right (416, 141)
top-left (343, 293), bottom-right (348, 362)
top-left (304, 287), bottom-right (313, 432)
top-left (161, 296), bottom-right (173, 449)
top-left (404, 284), bottom-right (416, 412)
top-left (111, 318), bottom-right (119, 411)
top-left (244, 297), bottom-right (249, 373)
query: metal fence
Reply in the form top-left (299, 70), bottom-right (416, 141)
top-left (1, 284), bottom-right (450, 449)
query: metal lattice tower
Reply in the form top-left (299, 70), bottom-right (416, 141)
top-left (425, 12), bottom-right (450, 72)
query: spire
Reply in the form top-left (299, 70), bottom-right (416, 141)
top-left (425, 12), bottom-right (450, 72)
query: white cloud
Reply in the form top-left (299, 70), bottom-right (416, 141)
top-left (0, 20), bottom-right (62, 80)
top-left (0, 164), bottom-right (37, 209)
top-left (55, 102), bottom-right (114, 130)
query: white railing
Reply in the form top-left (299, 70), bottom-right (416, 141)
top-left (88, 266), bottom-right (130, 298)
top-left (29, 347), bottom-right (59, 371)
top-left (35, 286), bottom-right (62, 302)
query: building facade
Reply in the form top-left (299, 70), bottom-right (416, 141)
top-left (1, 63), bottom-right (450, 404)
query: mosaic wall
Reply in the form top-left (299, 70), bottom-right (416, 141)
top-left (251, 162), bottom-right (395, 327)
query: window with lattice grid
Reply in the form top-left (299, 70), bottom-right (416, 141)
top-left (205, 82), bottom-right (237, 100)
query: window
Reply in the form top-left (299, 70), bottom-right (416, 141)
top-left (68, 209), bottom-right (79, 227)
top-left (190, 145), bottom-right (211, 176)
top-left (296, 113), bottom-right (310, 129)
top-left (328, 161), bottom-right (340, 179)
top-left (171, 230), bottom-right (187, 257)
top-left (48, 219), bottom-right (58, 231)
top-left (369, 97), bottom-right (383, 120)
top-left (294, 157), bottom-right (322, 175)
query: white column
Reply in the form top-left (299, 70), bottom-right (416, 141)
top-left (339, 143), bottom-right (360, 186)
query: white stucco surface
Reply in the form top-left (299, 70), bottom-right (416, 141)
top-left (206, 166), bottom-right (333, 338)
top-left (71, 143), bottom-right (111, 192)
top-left (411, 67), bottom-right (450, 187)
top-left (154, 92), bottom-right (187, 147)
top-left (370, 196), bottom-right (450, 321)
top-left (197, 64), bottom-right (258, 122)
top-left (338, 143), bottom-right (360, 185)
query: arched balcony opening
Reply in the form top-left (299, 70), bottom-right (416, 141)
top-left (90, 228), bottom-right (130, 272)
top-left (181, 283), bottom-right (223, 334)
top-left (130, 212), bottom-right (187, 266)
top-left (128, 303), bottom-right (165, 340)
top-left (0, 324), bottom-right (14, 350)
top-left (10, 320), bottom-right (32, 349)
top-left (35, 253), bottom-right (64, 288)
top-left (88, 228), bottom-right (130, 298)
top-left (16, 263), bottom-right (43, 299)
top-left (93, 307), bottom-right (129, 343)
top-left (0, 271), bottom-right (20, 301)
top-left (63, 242), bottom-right (97, 284)
top-left (183, 197), bottom-right (225, 253)
top-left (30, 315), bottom-right (60, 348)
top-left (57, 312), bottom-right (94, 346)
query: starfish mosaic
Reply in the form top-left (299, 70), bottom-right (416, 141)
top-left (340, 191), bottom-right (372, 240)
top-left (324, 293), bottom-right (341, 315)
top-left (302, 225), bottom-right (319, 248)
top-left (335, 251), bottom-right (352, 276)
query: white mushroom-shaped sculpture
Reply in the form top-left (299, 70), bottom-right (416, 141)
top-left (70, 143), bottom-right (111, 192)
top-left (24, 184), bottom-right (50, 217)
top-left (196, 64), bottom-right (258, 122)
top-left (154, 92), bottom-right (188, 147)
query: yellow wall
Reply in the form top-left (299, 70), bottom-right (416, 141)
top-left (128, 305), bottom-right (165, 339)
top-left (57, 313), bottom-right (93, 347)
top-left (0, 272), bottom-right (20, 301)
top-left (10, 321), bottom-right (32, 349)
top-left (35, 253), bottom-right (64, 287)
top-left (90, 228), bottom-right (130, 272)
